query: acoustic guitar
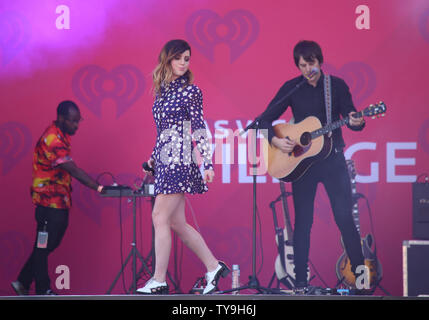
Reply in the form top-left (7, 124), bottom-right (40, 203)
top-left (265, 102), bottom-right (387, 182)
top-left (335, 160), bottom-right (383, 289)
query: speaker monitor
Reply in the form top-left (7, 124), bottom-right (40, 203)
top-left (412, 182), bottom-right (429, 240)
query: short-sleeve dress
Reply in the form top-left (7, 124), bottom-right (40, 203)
top-left (150, 75), bottom-right (213, 196)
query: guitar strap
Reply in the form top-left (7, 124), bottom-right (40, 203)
top-left (323, 73), bottom-right (332, 135)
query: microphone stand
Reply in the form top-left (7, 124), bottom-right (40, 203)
top-left (218, 73), bottom-right (313, 294)
top-left (246, 73), bottom-right (313, 130)
top-left (218, 118), bottom-right (281, 295)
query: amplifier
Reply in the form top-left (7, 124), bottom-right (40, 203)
top-left (412, 182), bottom-right (429, 239)
top-left (403, 240), bottom-right (429, 296)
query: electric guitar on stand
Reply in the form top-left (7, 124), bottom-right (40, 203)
top-left (274, 181), bottom-right (310, 288)
top-left (335, 160), bottom-right (383, 290)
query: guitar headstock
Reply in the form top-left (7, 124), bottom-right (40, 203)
top-left (362, 101), bottom-right (387, 119)
top-left (346, 159), bottom-right (357, 180)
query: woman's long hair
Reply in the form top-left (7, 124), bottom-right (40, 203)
top-left (152, 39), bottom-right (194, 96)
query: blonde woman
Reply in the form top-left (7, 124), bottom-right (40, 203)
top-left (137, 39), bottom-right (229, 295)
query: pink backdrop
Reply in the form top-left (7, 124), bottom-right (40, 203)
top-left (1, 0), bottom-right (429, 296)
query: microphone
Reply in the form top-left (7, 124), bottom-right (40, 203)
top-left (243, 66), bottom-right (320, 136)
top-left (142, 161), bottom-right (155, 174)
top-left (269, 67), bottom-right (320, 108)
top-left (304, 67), bottom-right (319, 80)
top-left (140, 163), bottom-right (155, 195)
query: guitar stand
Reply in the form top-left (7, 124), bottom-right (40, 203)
top-left (368, 248), bottom-right (390, 295)
top-left (267, 272), bottom-right (296, 290)
top-left (266, 191), bottom-right (296, 290)
top-left (266, 184), bottom-right (318, 293)
top-left (334, 191), bottom-right (390, 296)
top-left (372, 277), bottom-right (390, 295)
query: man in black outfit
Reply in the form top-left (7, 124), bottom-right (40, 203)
top-left (259, 40), bottom-right (365, 290)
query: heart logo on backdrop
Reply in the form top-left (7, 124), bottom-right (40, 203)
top-left (418, 8), bottom-right (429, 43)
top-left (72, 64), bottom-right (146, 118)
top-left (185, 9), bottom-right (260, 63)
top-left (323, 62), bottom-right (377, 107)
top-left (0, 231), bottom-right (31, 282)
top-left (0, 11), bottom-right (31, 66)
top-left (0, 122), bottom-right (32, 175)
top-left (418, 118), bottom-right (429, 155)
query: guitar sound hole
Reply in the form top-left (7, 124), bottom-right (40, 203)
top-left (300, 132), bottom-right (311, 146)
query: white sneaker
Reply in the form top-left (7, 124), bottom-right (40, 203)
top-left (136, 278), bottom-right (169, 294)
top-left (203, 261), bottom-right (230, 294)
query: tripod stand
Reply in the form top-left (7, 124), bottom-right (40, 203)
top-left (218, 121), bottom-right (280, 294)
top-left (104, 190), bottom-right (153, 294)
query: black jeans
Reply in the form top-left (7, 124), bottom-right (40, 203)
top-left (291, 150), bottom-right (364, 283)
top-left (17, 205), bottom-right (69, 294)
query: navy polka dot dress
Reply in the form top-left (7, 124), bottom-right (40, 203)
top-left (150, 75), bottom-right (213, 196)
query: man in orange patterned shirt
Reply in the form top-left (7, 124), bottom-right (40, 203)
top-left (11, 100), bottom-right (105, 295)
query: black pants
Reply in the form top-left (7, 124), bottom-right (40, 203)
top-left (17, 206), bottom-right (69, 294)
top-left (291, 150), bottom-right (364, 283)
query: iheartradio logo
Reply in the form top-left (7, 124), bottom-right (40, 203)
top-left (418, 118), bottom-right (429, 155)
top-left (0, 122), bottom-right (32, 175)
top-left (71, 64), bottom-right (146, 118)
top-left (419, 8), bottom-right (429, 43)
top-left (0, 11), bottom-right (31, 66)
top-left (185, 9), bottom-right (260, 63)
top-left (0, 231), bottom-right (31, 281)
top-left (323, 62), bottom-right (377, 107)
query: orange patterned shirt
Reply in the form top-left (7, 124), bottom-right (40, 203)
top-left (31, 122), bottom-right (73, 209)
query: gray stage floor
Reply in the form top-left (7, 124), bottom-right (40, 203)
top-left (1, 293), bottom-right (428, 300)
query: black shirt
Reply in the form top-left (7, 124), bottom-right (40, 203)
top-left (259, 72), bottom-right (365, 150)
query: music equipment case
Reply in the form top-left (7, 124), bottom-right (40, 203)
top-left (402, 240), bottom-right (429, 296)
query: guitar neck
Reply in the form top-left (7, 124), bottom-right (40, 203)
top-left (311, 111), bottom-right (363, 139)
top-left (351, 179), bottom-right (361, 234)
top-left (346, 159), bottom-right (361, 234)
top-left (279, 182), bottom-right (294, 238)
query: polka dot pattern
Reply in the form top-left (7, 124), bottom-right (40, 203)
top-left (150, 75), bottom-right (213, 196)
